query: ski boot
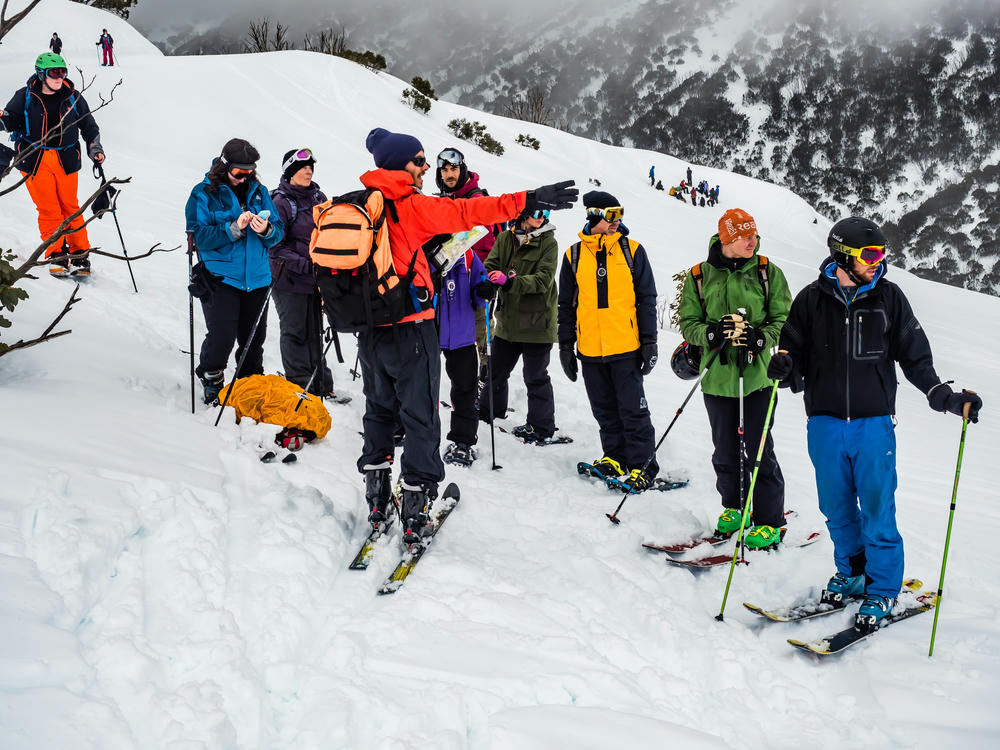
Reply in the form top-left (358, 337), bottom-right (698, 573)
top-left (443, 442), bottom-right (476, 467)
top-left (621, 468), bottom-right (653, 494)
top-left (714, 508), bottom-right (745, 536)
top-left (48, 255), bottom-right (71, 277)
top-left (200, 369), bottom-right (225, 405)
top-left (743, 524), bottom-right (781, 550)
top-left (400, 481), bottom-right (436, 545)
top-left (68, 249), bottom-right (91, 277)
top-left (820, 572), bottom-right (866, 605)
top-left (363, 462), bottom-right (393, 531)
top-left (855, 594), bottom-right (895, 633)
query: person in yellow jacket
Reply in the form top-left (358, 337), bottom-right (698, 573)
top-left (557, 192), bottom-right (659, 492)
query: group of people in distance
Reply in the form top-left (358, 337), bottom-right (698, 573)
top-left (650, 164), bottom-right (720, 207)
top-left (1, 40), bottom-right (986, 630)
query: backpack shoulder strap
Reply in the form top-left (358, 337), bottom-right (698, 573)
top-left (757, 254), bottom-right (770, 309)
top-left (618, 235), bottom-right (634, 274)
top-left (570, 241), bottom-right (582, 308)
top-left (271, 188), bottom-right (296, 226)
top-left (690, 262), bottom-right (707, 316)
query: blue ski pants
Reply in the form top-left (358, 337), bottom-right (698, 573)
top-left (806, 415), bottom-right (903, 598)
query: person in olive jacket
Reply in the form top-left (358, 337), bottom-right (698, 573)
top-left (677, 208), bottom-right (791, 548)
top-left (477, 206), bottom-right (560, 443)
top-left (556, 192), bottom-right (659, 492)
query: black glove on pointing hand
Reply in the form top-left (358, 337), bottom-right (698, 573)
top-left (559, 342), bottom-right (578, 382)
top-left (640, 342), bottom-right (658, 376)
top-left (525, 180), bottom-right (579, 212)
top-left (928, 383), bottom-right (982, 423)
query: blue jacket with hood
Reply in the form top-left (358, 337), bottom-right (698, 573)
top-left (185, 160), bottom-right (283, 291)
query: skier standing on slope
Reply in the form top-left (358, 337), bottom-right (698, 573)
top-left (769, 217), bottom-right (982, 628)
top-left (556, 192), bottom-right (659, 492)
top-left (477, 204), bottom-right (560, 444)
top-left (435, 146), bottom-right (498, 355)
top-left (1, 53), bottom-right (105, 277)
top-left (97, 29), bottom-right (114, 66)
top-left (677, 208), bottom-right (792, 547)
top-left (185, 138), bottom-right (283, 404)
top-left (49, 33), bottom-right (62, 54)
top-left (356, 128), bottom-right (577, 544)
top-left (268, 148), bottom-right (341, 400)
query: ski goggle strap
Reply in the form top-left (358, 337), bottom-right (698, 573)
top-left (281, 148), bottom-right (314, 173)
top-left (586, 206), bottom-right (625, 222)
top-left (220, 154), bottom-right (257, 174)
top-left (437, 149), bottom-right (464, 168)
top-left (832, 241), bottom-right (886, 266)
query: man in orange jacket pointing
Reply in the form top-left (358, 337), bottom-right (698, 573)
top-left (354, 127), bottom-right (577, 543)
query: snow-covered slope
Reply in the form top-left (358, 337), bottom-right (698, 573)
top-left (2, 2), bottom-right (999, 748)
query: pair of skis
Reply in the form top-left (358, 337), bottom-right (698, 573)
top-left (743, 578), bottom-right (936, 655)
top-left (348, 482), bottom-right (460, 595)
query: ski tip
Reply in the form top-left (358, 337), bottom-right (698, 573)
top-left (260, 451), bottom-right (276, 463)
top-left (282, 453), bottom-right (297, 464)
top-left (441, 482), bottom-right (460, 501)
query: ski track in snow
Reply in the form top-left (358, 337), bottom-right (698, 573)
top-left (2, 2), bottom-right (1000, 748)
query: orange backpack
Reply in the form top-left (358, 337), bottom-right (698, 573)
top-left (310, 188), bottom-right (429, 332)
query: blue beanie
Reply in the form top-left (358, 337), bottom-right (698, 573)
top-left (366, 128), bottom-right (424, 171)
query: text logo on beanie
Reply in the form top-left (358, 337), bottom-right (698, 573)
top-left (366, 128), bottom-right (424, 171)
top-left (718, 208), bottom-right (757, 245)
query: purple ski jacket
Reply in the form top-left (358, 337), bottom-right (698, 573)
top-left (268, 178), bottom-right (327, 294)
top-left (438, 251), bottom-right (487, 350)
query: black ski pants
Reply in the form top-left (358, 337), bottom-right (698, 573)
top-left (478, 336), bottom-right (555, 438)
top-left (272, 288), bottom-right (333, 395)
top-left (704, 388), bottom-right (785, 527)
top-left (442, 344), bottom-right (479, 446)
top-left (357, 320), bottom-right (444, 490)
top-left (581, 355), bottom-right (658, 477)
top-left (197, 283), bottom-right (268, 380)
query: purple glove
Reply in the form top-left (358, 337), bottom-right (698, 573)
top-left (488, 270), bottom-right (508, 286)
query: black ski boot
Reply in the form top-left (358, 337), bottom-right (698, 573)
top-left (363, 462), bottom-right (393, 531)
top-left (400, 481), bottom-right (436, 545)
top-left (200, 370), bottom-right (225, 405)
top-left (69, 249), bottom-right (91, 276)
top-left (443, 442), bottom-right (476, 467)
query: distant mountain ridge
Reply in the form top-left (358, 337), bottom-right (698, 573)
top-left (135, 0), bottom-right (1000, 293)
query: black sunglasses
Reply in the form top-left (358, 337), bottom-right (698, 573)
top-left (410, 155), bottom-right (427, 168)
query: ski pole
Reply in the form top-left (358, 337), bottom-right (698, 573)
top-left (187, 232), bottom-right (197, 414)
top-left (736, 326), bottom-right (747, 563)
top-left (294, 330), bottom-right (337, 413)
top-left (607, 342), bottom-right (726, 524)
top-left (715, 373), bottom-right (781, 622)
top-left (214, 261), bottom-right (284, 426)
top-left (928, 394), bottom-right (975, 656)
top-left (485, 299), bottom-right (501, 470)
top-left (93, 163), bottom-right (138, 292)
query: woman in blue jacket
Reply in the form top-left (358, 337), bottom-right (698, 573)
top-left (185, 138), bottom-right (283, 404)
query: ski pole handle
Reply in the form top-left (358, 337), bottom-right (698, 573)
top-left (962, 389), bottom-right (976, 421)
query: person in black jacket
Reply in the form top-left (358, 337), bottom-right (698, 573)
top-left (1, 52), bottom-right (104, 276)
top-left (49, 33), bottom-right (62, 54)
top-left (769, 217), bottom-right (982, 629)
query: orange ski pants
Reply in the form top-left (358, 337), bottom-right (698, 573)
top-left (22, 149), bottom-right (90, 257)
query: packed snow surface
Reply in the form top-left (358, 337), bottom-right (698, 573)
top-left (1, 2), bottom-right (999, 748)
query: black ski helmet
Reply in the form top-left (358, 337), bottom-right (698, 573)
top-left (435, 146), bottom-right (468, 194)
top-left (670, 341), bottom-right (701, 380)
top-left (827, 217), bottom-right (886, 272)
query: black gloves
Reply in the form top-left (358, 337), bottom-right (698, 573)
top-left (767, 352), bottom-right (793, 381)
top-left (640, 342), bottom-right (658, 376)
top-left (525, 180), bottom-right (579, 212)
top-left (928, 383), bottom-right (982, 423)
top-left (559, 342), bottom-right (578, 382)
top-left (740, 324), bottom-right (766, 355)
top-left (474, 281), bottom-right (498, 300)
top-left (705, 319), bottom-right (727, 350)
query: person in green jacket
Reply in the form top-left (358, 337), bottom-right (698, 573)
top-left (678, 208), bottom-right (792, 548)
top-left (477, 207), bottom-right (559, 443)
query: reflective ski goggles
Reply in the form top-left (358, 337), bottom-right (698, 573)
top-left (228, 166), bottom-right (255, 179)
top-left (437, 149), bottom-right (464, 168)
top-left (832, 241), bottom-right (885, 266)
top-left (529, 209), bottom-right (550, 220)
top-left (410, 155), bottom-right (428, 168)
top-left (281, 148), bottom-right (314, 172)
top-left (586, 206), bottom-right (624, 222)
top-left (45, 68), bottom-right (68, 79)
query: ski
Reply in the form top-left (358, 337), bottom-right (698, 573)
top-left (378, 482), bottom-right (461, 595)
top-left (348, 520), bottom-right (394, 571)
top-left (744, 578), bottom-right (923, 623)
top-left (498, 426), bottom-right (573, 445)
top-left (644, 510), bottom-right (798, 554)
top-left (662, 529), bottom-right (822, 569)
top-left (788, 589), bottom-right (937, 655)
